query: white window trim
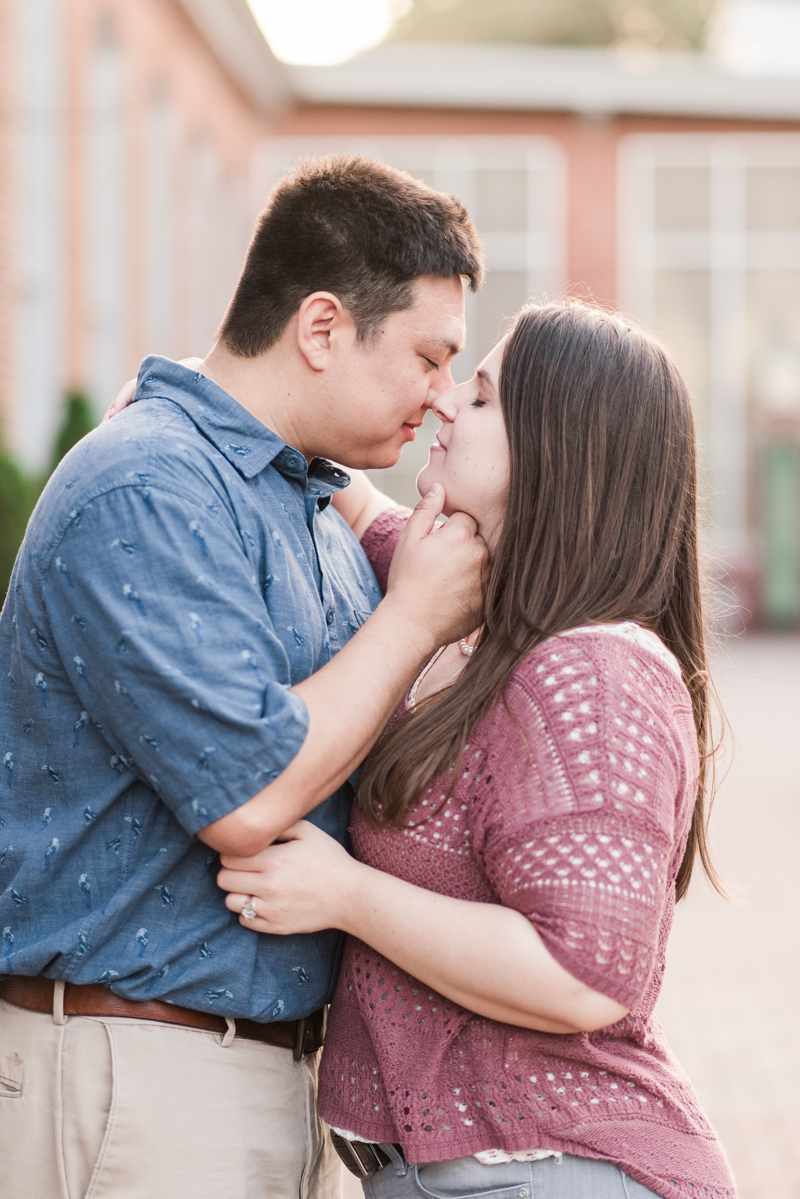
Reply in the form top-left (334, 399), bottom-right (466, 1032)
top-left (618, 132), bottom-right (800, 568)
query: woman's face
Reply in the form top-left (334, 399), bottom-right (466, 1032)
top-left (416, 337), bottom-right (510, 548)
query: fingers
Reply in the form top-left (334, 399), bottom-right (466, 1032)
top-left (219, 823), bottom-right (310, 870)
top-left (273, 819), bottom-right (311, 843)
top-left (225, 890), bottom-right (262, 920)
top-left (436, 509), bottom-right (480, 540)
top-left (101, 378), bottom-right (136, 424)
top-left (405, 483), bottom-right (445, 538)
top-left (217, 868), bottom-right (266, 894)
top-left (411, 488), bottom-right (481, 545)
top-left (225, 890), bottom-right (271, 932)
top-left (219, 853), bottom-right (267, 871)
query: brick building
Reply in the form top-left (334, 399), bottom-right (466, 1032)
top-left (2, 7), bottom-right (799, 626)
top-left (0, 0), bottom-right (286, 472)
top-left (273, 42), bottom-right (800, 627)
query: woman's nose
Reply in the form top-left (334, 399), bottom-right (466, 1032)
top-left (427, 377), bottom-right (464, 422)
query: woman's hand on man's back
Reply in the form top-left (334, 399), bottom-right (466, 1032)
top-left (101, 358), bottom-right (204, 422)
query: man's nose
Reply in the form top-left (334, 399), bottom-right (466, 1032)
top-left (427, 381), bottom-right (460, 423)
top-left (434, 362), bottom-right (455, 393)
top-left (426, 363), bottom-right (456, 406)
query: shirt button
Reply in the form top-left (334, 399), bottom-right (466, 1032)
top-left (285, 455), bottom-right (300, 470)
top-left (326, 608), bottom-right (335, 625)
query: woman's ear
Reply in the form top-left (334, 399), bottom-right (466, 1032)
top-left (296, 291), bottom-right (352, 373)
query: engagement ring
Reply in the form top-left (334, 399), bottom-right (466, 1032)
top-left (241, 896), bottom-right (258, 921)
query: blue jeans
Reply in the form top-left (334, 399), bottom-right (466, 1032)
top-left (361, 1151), bottom-right (661, 1199)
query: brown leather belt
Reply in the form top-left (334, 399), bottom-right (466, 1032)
top-left (0, 975), bottom-right (325, 1059)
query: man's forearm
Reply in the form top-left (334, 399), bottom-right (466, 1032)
top-left (200, 488), bottom-right (485, 856)
top-left (198, 597), bottom-right (434, 855)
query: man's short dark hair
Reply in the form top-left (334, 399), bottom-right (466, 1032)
top-left (218, 155), bottom-right (484, 356)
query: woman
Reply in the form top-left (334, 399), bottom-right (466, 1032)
top-left (218, 302), bottom-right (735, 1199)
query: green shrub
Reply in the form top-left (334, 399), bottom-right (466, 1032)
top-left (1, 391), bottom-right (96, 605)
top-left (49, 391), bottom-right (96, 473)
top-left (0, 453), bottom-right (34, 603)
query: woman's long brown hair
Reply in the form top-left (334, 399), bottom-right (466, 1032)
top-left (358, 301), bottom-right (723, 901)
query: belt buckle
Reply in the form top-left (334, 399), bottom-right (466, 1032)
top-left (330, 1131), bottom-right (387, 1179)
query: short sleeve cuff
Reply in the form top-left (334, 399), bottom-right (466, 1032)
top-left (533, 914), bottom-right (656, 1010)
top-left (172, 685), bottom-right (310, 836)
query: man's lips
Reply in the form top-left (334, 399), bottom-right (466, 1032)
top-left (402, 422), bottom-right (421, 441)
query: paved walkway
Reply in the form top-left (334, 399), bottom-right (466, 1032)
top-left (342, 633), bottom-right (800, 1199)
top-left (655, 634), bottom-right (800, 1199)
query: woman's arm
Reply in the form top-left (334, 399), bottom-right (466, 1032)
top-left (217, 821), bottom-right (628, 1035)
top-left (331, 469), bottom-right (401, 541)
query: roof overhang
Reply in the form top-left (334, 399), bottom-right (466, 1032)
top-left (177, 0), bottom-right (291, 114)
top-left (287, 42), bottom-right (800, 122)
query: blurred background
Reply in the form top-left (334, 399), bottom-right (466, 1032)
top-left (0, 1), bottom-right (797, 1194)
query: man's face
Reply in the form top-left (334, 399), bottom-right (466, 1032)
top-left (312, 275), bottom-right (466, 469)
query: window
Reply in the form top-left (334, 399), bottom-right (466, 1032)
top-left (619, 134), bottom-right (800, 626)
top-left (143, 91), bottom-right (175, 357)
top-left (15, 0), bottom-right (66, 470)
top-left (186, 141), bottom-right (248, 356)
top-left (86, 20), bottom-right (126, 417)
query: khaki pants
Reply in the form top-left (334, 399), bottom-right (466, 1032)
top-left (0, 996), bottom-right (341, 1199)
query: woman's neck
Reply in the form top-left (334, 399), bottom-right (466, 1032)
top-left (411, 632), bottom-right (480, 706)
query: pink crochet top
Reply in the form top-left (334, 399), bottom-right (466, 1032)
top-left (318, 511), bottom-right (735, 1199)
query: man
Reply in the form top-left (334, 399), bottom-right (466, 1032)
top-left (0, 157), bottom-right (485, 1198)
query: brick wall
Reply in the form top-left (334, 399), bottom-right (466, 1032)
top-left (0, 0), bottom-right (273, 470)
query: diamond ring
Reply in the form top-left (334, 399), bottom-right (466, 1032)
top-left (241, 896), bottom-right (258, 921)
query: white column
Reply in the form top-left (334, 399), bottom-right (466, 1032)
top-left (223, 170), bottom-right (250, 303)
top-left (430, 141), bottom-right (475, 383)
top-left (14, 0), bottom-right (65, 472)
top-left (187, 139), bottom-right (223, 353)
top-left (616, 138), bottom-right (657, 329)
top-left (86, 22), bottom-right (126, 414)
top-left (143, 92), bottom-right (175, 357)
top-left (708, 139), bottom-right (749, 563)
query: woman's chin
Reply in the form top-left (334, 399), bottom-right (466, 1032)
top-left (416, 465), bottom-right (437, 498)
top-left (417, 470), bottom-right (463, 519)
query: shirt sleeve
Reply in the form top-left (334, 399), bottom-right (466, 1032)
top-left (472, 636), bottom-right (694, 1011)
top-left (360, 508), bottom-right (411, 596)
top-left (41, 482), bottom-right (309, 836)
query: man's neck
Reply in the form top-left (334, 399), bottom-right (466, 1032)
top-left (198, 340), bottom-right (311, 460)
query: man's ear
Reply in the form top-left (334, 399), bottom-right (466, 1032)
top-left (296, 291), bottom-right (352, 372)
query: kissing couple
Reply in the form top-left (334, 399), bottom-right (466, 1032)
top-left (0, 157), bottom-right (735, 1199)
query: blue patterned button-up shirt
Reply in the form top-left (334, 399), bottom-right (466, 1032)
top-left (0, 357), bottom-right (381, 1020)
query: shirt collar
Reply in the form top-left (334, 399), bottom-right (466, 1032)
top-left (132, 357), bottom-right (350, 500)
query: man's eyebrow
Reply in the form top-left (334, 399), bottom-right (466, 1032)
top-left (426, 336), bottom-right (464, 356)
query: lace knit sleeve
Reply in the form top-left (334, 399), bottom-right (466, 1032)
top-left (472, 631), bottom-right (697, 1011)
top-left (359, 507), bottom-right (412, 595)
